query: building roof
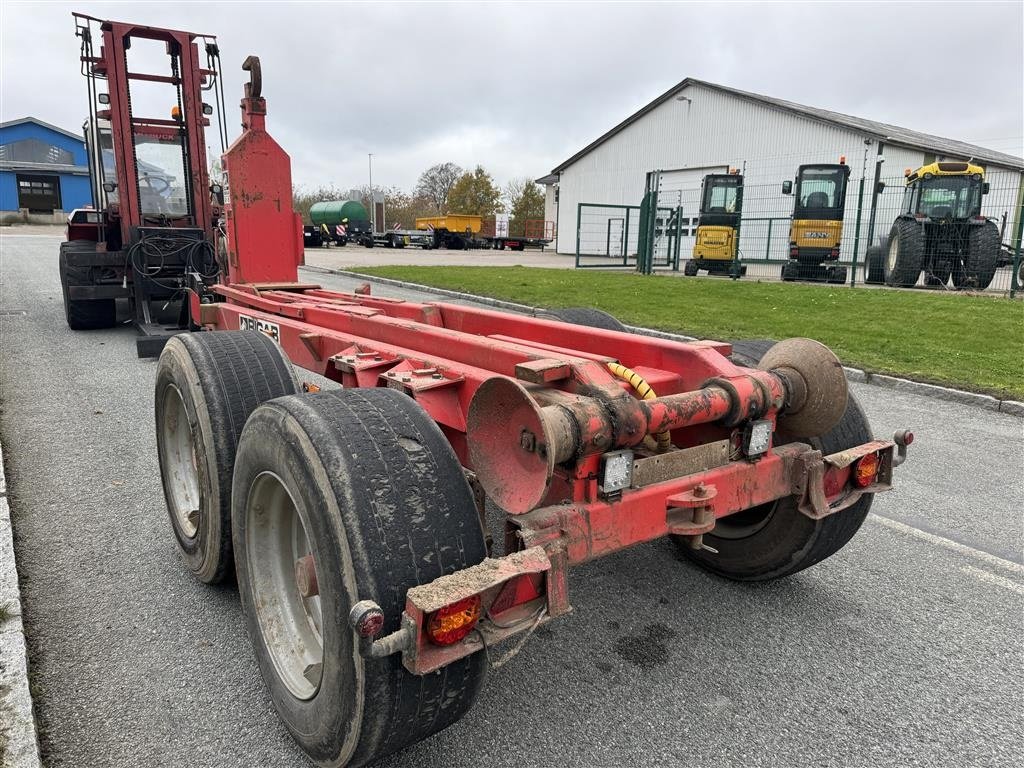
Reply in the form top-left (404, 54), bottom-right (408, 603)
top-left (550, 78), bottom-right (1024, 175)
top-left (0, 117), bottom-right (85, 144)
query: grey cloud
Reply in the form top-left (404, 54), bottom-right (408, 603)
top-left (2, 1), bottom-right (1020, 193)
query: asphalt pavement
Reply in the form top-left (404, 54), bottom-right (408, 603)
top-left (1, 232), bottom-right (1022, 768)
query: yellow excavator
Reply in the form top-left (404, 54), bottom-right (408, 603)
top-left (683, 171), bottom-right (745, 277)
top-left (781, 160), bottom-right (851, 283)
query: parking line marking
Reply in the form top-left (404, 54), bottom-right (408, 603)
top-left (958, 565), bottom-right (1024, 596)
top-left (869, 513), bottom-right (1024, 575)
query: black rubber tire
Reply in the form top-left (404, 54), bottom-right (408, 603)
top-left (884, 220), bottom-right (924, 287)
top-left (232, 389), bottom-right (487, 767)
top-left (154, 331), bottom-right (299, 583)
top-left (59, 240), bottom-right (116, 330)
top-left (827, 265), bottom-right (847, 284)
top-left (780, 261), bottom-right (799, 282)
top-left (955, 222), bottom-right (1000, 290)
top-left (675, 340), bottom-right (874, 581)
top-left (544, 306), bottom-right (629, 332)
top-left (864, 241), bottom-right (886, 284)
top-left (683, 260), bottom-right (699, 276)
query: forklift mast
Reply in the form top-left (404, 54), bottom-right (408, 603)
top-left (74, 13), bottom-right (225, 247)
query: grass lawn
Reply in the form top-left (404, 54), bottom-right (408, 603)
top-left (355, 266), bottom-right (1024, 400)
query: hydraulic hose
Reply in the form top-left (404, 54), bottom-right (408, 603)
top-left (606, 362), bottom-right (672, 453)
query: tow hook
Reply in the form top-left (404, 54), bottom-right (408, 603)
top-left (348, 600), bottom-right (413, 659)
top-left (893, 430), bottom-right (914, 467)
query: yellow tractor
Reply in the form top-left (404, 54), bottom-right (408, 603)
top-left (781, 161), bottom-right (851, 283)
top-left (865, 161), bottom-right (999, 290)
top-left (683, 171), bottom-right (745, 277)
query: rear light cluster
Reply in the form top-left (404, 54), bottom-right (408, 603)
top-left (426, 596), bottom-right (481, 646)
top-left (424, 573), bottom-right (545, 647)
top-left (830, 247), bottom-right (840, 259)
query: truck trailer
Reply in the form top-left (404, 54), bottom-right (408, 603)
top-left (62, 14), bottom-right (913, 767)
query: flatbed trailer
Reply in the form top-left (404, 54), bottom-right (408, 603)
top-left (105, 22), bottom-right (916, 768)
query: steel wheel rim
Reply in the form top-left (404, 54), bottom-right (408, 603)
top-left (161, 384), bottom-right (201, 538)
top-left (887, 238), bottom-right (899, 271)
top-left (246, 471), bottom-right (324, 700)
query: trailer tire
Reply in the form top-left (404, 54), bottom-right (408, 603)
top-left (674, 340), bottom-right (873, 581)
top-left (232, 389), bottom-right (487, 767)
top-left (954, 222), bottom-right (1000, 290)
top-left (59, 240), bottom-right (117, 330)
top-left (885, 220), bottom-right (923, 287)
top-left (154, 331), bottom-right (299, 584)
top-left (541, 306), bottom-right (630, 332)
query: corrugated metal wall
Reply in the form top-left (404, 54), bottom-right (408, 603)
top-left (555, 83), bottom-right (1023, 259)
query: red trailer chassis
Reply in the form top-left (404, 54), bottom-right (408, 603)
top-left (177, 68), bottom-right (913, 679)
top-left (190, 280), bottom-right (905, 674)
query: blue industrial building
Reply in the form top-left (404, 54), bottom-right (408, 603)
top-left (1, 117), bottom-right (93, 222)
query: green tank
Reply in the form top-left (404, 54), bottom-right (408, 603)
top-left (309, 200), bottom-right (369, 226)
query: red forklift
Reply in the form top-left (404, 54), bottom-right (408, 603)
top-left (67, 13), bottom-right (914, 767)
top-left (60, 14), bottom-right (303, 357)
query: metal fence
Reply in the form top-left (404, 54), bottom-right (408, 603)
top-left (575, 152), bottom-right (1023, 295)
top-left (574, 203), bottom-right (681, 269)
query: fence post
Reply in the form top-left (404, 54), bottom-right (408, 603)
top-left (849, 175), bottom-right (866, 287)
top-left (864, 141), bottom-right (886, 263)
top-left (765, 218), bottom-right (772, 261)
top-left (624, 207), bottom-right (631, 266)
top-left (574, 203), bottom-right (582, 268)
top-left (1010, 191), bottom-right (1023, 299)
top-left (673, 206), bottom-right (683, 271)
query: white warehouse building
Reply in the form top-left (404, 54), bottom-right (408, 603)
top-left (538, 78), bottom-right (1024, 263)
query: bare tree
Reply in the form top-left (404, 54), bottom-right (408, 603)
top-left (504, 176), bottom-right (533, 211)
top-left (414, 162), bottom-right (463, 214)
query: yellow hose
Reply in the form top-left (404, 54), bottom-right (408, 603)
top-left (606, 362), bottom-right (672, 453)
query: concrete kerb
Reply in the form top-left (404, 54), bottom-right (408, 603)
top-left (0, 440), bottom-right (42, 768)
top-left (300, 266), bottom-right (1024, 417)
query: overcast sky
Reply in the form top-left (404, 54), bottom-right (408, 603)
top-left (2, 1), bottom-right (1021, 194)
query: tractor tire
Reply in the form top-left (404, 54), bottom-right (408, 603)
top-left (542, 306), bottom-right (629, 332)
top-left (864, 241), bottom-right (886, 285)
top-left (780, 261), bottom-right (799, 282)
top-left (884, 220), bottom-right (924, 287)
top-left (232, 389), bottom-right (487, 767)
top-left (683, 260), bottom-right (699, 276)
top-left (674, 340), bottom-right (873, 581)
top-left (154, 331), bottom-right (299, 584)
top-left (954, 222), bottom-right (1000, 291)
top-left (59, 240), bottom-right (116, 330)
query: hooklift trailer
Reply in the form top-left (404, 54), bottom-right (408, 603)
top-left (72, 16), bottom-right (918, 767)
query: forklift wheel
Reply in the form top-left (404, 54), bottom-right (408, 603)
top-left (59, 241), bottom-right (116, 330)
top-left (154, 331), bottom-right (299, 584)
top-left (674, 340), bottom-right (873, 580)
top-left (232, 389), bottom-right (487, 766)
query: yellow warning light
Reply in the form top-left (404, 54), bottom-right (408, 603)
top-left (171, 105), bottom-right (182, 120)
